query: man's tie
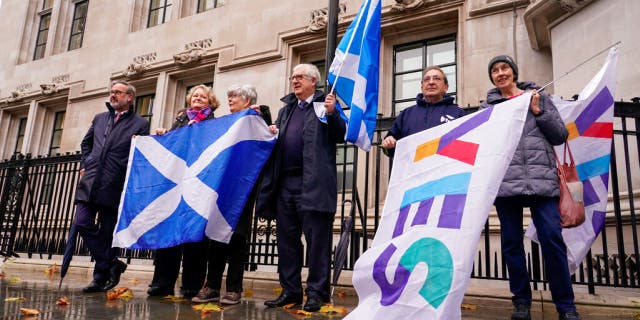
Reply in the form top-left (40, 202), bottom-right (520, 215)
top-left (298, 101), bottom-right (308, 110)
top-left (114, 112), bottom-right (122, 123)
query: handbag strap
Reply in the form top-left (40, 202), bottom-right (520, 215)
top-left (553, 140), bottom-right (576, 167)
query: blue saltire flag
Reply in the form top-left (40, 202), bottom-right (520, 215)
top-left (112, 109), bottom-right (277, 249)
top-left (327, 0), bottom-right (381, 151)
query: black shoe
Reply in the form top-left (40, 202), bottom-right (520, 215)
top-left (264, 292), bottom-right (302, 308)
top-left (104, 260), bottom-right (127, 290)
top-left (147, 286), bottom-right (175, 297)
top-left (303, 296), bottom-right (323, 312)
top-left (559, 311), bottom-right (582, 320)
top-left (511, 304), bottom-right (531, 320)
top-left (181, 288), bottom-right (200, 299)
top-left (82, 280), bottom-right (107, 293)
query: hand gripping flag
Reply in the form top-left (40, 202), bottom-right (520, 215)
top-left (526, 47), bottom-right (618, 272)
top-left (345, 95), bottom-right (530, 319)
top-left (112, 109), bottom-right (277, 249)
top-left (327, 0), bottom-right (381, 151)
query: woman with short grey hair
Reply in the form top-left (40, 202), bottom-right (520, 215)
top-left (226, 84), bottom-right (258, 110)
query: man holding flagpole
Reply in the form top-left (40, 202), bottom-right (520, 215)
top-left (258, 63), bottom-right (346, 312)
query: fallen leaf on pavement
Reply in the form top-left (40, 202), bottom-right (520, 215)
top-left (335, 291), bottom-right (346, 299)
top-left (20, 308), bottom-right (40, 316)
top-left (292, 309), bottom-right (313, 316)
top-left (4, 297), bottom-right (27, 302)
top-left (273, 287), bottom-right (283, 296)
top-left (55, 296), bottom-right (70, 306)
top-left (192, 302), bottom-right (223, 314)
top-left (283, 303), bottom-right (297, 309)
top-left (162, 295), bottom-right (184, 302)
top-left (126, 278), bottom-right (140, 285)
top-left (244, 288), bottom-right (254, 297)
top-left (0, 271), bottom-right (5, 278)
top-left (8, 276), bottom-right (21, 283)
top-left (44, 263), bottom-right (58, 275)
top-left (106, 287), bottom-right (134, 301)
top-left (461, 304), bottom-right (477, 310)
top-left (319, 304), bottom-right (348, 315)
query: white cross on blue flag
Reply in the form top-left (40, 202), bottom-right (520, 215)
top-left (328, 0), bottom-right (381, 151)
top-left (112, 109), bottom-right (277, 249)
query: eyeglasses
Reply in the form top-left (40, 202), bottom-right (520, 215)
top-left (422, 76), bottom-right (444, 83)
top-left (110, 90), bottom-right (129, 96)
top-left (289, 74), bottom-right (309, 82)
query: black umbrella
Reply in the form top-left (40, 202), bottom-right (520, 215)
top-left (58, 222), bottom-right (78, 289)
top-left (331, 215), bottom-right (353, 299)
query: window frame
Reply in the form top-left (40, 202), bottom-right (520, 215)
top-left (147, 0), bottom-right (172, 28)
top-left (14, 118), bottom-right (28, 155)
top-left (48, 111), bottom-right (65, 156)
top-left (135, 93), bottom-right (155, 123)
top-left (68, 0), bottom-right (89, 51)
top-left (391, 35), bottom-right (457, 116)
top-left (33, 12), bottom-right (51, 60)
top-left (197, 0), bottom-right (223, 13)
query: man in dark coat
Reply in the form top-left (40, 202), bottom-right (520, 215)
top-left (258, 63), bottom-right (346, 312)
top-left (75, 80), bottom-right (149, 293)
top-left (381, 66), bottom-right (466, 156)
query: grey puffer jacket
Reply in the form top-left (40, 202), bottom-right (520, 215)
top-left (481, 81), bottom-right (568, 198)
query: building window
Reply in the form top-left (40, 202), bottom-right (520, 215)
top-left (49, 111), bottom-right (65, 156)
top-left (14, 118), bottom-right (28, 155)
top-left (136, 94), bottom-right (155, 123)
top-left (337, 145), bottom-right (356, 191)
top-left (197, 0), bottom-right (224, 12)
top-left (148, 0), bottom-right (172, 28)
top-left (68, 0), bottom-right (89, 51)
top-left (310, 60), bottom-right (327, 93)
top-left (392, 36), bottom-right (456, 116)
top-left (34, 13), bottom-right (51, 60)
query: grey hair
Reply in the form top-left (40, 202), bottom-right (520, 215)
top-left (293, 63), bottom-right (321, 87)
top-left (111, 80), bottom-right (136, 96)
top-left (226, 84), bottom-right (258, 105)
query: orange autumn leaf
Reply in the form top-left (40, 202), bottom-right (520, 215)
top-left (292, 309), bottom-right (313, 316)
top-left (192, 302), bottom-right (223, 314)
top-left (461, 303), bottom-right (477, 310)
top-left (8, 276), bottom-right (21, 283)
top-left (244, 288), bottom-right (254, 298)
top-left (55, 296), bottom-right (70, 306)
top-left (335, 291), bottom-right (346, 299)
top-left (162, 295), bottom-right (185, 302)
top-left (319, 304), bottom-right (348, 315)
top-left (20, 308), bottom-right (40, 316)
top-left (126, 278), bottom-right (140, 285)
top-left (282, 302), bottom-right (298, 309)
top-left (0, 271), bottom-right (6, 278)
top-left (106, 287), bottom-right (134, 301)
top-left (273, 287), bottom-right (283, 296)
top-left (4, 297), bottom-right (27, 302)
top-left (44, 263), bottom-right (58, 275)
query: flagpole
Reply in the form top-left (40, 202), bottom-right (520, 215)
top-left (325, 0), bottom-right (339, 95)
top-left (329, 0), bottom-right (370, 95)
top-left (539, 41), bottom-right (621, 91)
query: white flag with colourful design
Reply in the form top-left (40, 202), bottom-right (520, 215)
top-left (345, 95), bottom-right (530, 319)
top-left (526, 47), bottom-right (618, 272)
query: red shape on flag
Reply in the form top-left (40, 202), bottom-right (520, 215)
top-left (437, 139), bottom-right (479, 165)
top-left (581, 122), bottom-right (613, 139)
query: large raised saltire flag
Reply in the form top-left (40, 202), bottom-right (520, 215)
top-left (526, 47), bottom-right (618, 272)
top-left (345, 94), bottom-right (531, 319)
top-left (327, 0), bottom-right (380, 151)
top-left (112, 109), bottom-right (277, 249)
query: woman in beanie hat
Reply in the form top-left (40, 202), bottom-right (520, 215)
top-left (481, 56), bottom-right (581, 320)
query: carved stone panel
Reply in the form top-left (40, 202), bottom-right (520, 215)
top-left (306, 3), bottom-right (347, 32)
top-left (124, 53), bottom-right (157, 78)
top-left (391, 0), bottom-right (428, 12)
top-left (173, 38), bottom-right (213, 66)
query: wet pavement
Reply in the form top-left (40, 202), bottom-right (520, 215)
top-left (1, 266), bottom-right (638, 319)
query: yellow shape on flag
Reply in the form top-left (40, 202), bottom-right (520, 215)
top-left (414, 138), bottom-right (440, 162)
top-left (566, 122), bottom-right (579, 141)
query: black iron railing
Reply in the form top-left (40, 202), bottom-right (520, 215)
top-left (1, 99), bottom-right (638, 294)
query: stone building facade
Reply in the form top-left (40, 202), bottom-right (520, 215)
top-left (0, 0), bottom-right (637, 199)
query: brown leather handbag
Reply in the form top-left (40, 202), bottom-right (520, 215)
top-left (554, 143), bottom-right (586, 228)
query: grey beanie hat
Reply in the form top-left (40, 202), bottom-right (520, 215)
top-left (488, 55), bottom-right (518, 84)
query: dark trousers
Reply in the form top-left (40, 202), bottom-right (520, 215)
top-left (150, 240), bottom-right (207, 292)
top-left (494, 195), bottom-right (576, 313)
top-left (276, 174), bottom-right (334, 299)
top-left (74, 201), bottom-right (119, 282)
top-left (205, 233), bottom-right (248, 293)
